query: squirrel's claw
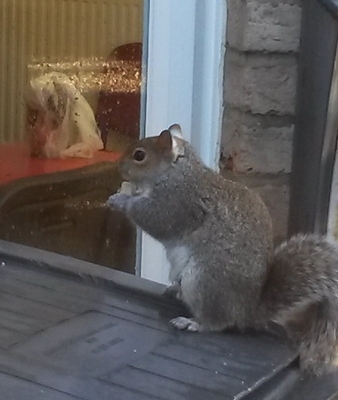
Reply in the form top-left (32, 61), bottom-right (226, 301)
top-left (170, 317), bottom-right (202, 332)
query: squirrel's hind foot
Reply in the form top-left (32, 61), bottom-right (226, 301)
top-left (170, 317), bottom-right (203, 332)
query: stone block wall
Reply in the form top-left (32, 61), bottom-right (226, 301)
top-left (221, 0), bottom-right (302, 241)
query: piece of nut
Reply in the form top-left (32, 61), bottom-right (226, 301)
top-left (119, 181), bottom-right (133, 195)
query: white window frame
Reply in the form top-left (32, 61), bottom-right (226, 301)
top-left (139, 0), bottom-right (227, 283)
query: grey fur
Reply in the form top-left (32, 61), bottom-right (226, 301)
top-left (107, 128), bottom-right (338, 376)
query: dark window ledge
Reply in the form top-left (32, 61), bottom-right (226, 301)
top-left (0, 241), bottom-right (338, 399)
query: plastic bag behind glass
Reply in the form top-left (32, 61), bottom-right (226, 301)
top-left (25, 72), bottom-right (103, 158)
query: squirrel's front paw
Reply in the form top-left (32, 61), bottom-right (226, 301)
top-left (170, 317), bottom-right (203, 332)
top-left (106, 193), bottom-right (131, 212)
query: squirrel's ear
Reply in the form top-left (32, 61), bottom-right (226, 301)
top-left (168, 124), bottom-right (185, 160)
top-left (157, 130), bottom-right (173, 152)
top-left (172, 135), bottom-right (185, 161)
top-left (168, 123), bottom-right (183, 138)
top-left (157, 129), bottom-right (185, 161)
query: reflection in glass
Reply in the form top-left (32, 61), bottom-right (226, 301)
top-left (0, 0), bottom-right (143, 274)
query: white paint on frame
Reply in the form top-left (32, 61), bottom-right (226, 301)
top-left (139, 0), bottom-right (227, 284)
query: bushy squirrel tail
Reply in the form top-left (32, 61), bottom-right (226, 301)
top-left (259, 234), bottom-right (338, 375)
top-left (298, 306), bottom-right (338, 375)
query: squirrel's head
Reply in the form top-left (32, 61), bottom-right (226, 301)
top-left (118, 124), bottom-right (185, 184)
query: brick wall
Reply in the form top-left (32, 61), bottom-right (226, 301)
top-left (221, 0), bottom-right (302, 241)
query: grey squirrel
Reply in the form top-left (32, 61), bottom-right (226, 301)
top-left (107, 124), bottom-right (338, 376)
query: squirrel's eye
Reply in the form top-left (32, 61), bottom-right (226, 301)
top-left (133, 149), bottom-right (146, 162)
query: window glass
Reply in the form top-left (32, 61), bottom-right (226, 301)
top-left (0, 0), bottom-right (143, 274)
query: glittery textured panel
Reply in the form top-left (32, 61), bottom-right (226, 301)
top-left (0, 0), bottom-right (143, 143)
